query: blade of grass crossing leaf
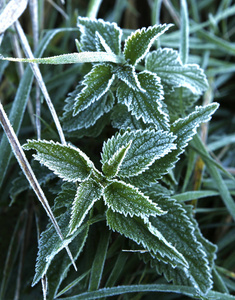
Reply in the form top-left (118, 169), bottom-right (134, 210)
top-left (56, 270), bottom-right (91, 298)
top-left (14, 20), bottom-right (66, 144)
top-left (193, 134), bottom-right (235, 221)
top-left (88, 229), bottom-right (110, 291)
top-left (180, 0), bottom-right (189, 64)
top-left (1, 52), bottom-right (123, 64)
top-left (0, 28), bottom-right (76, 187)
top-left (0, 102), bottom-right (76, 270)
top-left (87, 0), bottom-right (103, 18)
top-left (56, 284), bottom-right (235, 299)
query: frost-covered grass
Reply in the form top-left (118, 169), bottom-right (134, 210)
top-left (0, 1), bottom-right (235, 299)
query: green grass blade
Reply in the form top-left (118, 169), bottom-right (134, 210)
top-left (88, 229), bottom-right (110, 291)
top-left (56, 284), bottom-right (235, 299)
top-left (174, 190), bottom-right (220, 202)
top-left (56, 270), bottom-right (91, 298)
top-left (105, 252), bottom-right (129, 287)
top-left (180, 0), bottom-right (189, 64)
top-left (192, 134), bottom-right (235, 221)
top-left (87, 0), bottom-right (103, 18)
top-left (0, 28), bottom-right (78, 188)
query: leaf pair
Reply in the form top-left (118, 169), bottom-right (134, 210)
top-left (24, 129), bottom-right (175, 236)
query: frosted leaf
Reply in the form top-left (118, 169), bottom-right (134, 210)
top-left (140, 195), bottom-right (216, 295)
top-left (113, 64), bottom-right (144, 91)
top-left (101, 129), bottom-right (176, 178)
top-left (124, 24), bottom-right (172, 66)
top-left (145, 48), bottom-right (208, 94)
top-left (103, 180), bottom-right (165, 219)
top-left (111, 104), bottom-right (147, 131)
top-left (126, 103), bottom-right (219, 187)
top-left (69, 178), bottom-right (103, 235)
top-left (117, 71), bottom-right (169, 130)
top-left (73, 64), bottom-right (115, 115)
top-left (63, 88), bottom-right (114, 132)
top-left (24, 140), bottom-right (94, 182)
top-left (102, 141), bottom-right (132, 178)
top-left (106, 209), bottom-right (188, 268)
top-left (77, 17), bottom-right (122, 54)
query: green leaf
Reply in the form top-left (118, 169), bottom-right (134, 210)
top-left (103, 180), bottom-right (164, 219)
top-left (65, 114), bottom-right (110, 139)
top-left (124, 24), bottom-right (172, 66)
top-left (106, 209), bottom-right (188, 268)
top-left (164, 86), bottom-right (200, 118)
top-left (127, 104), bottom-right (219, 187)
top-left (145, 48), bottom-right (208, 94)
top-left (47, 224), bottom-right (89, 299)
top-left (24, 140), bottom-right (94, 182)
top-left (117, 71), bottom-right (169, 130)
top-left (171, 103), bottom-right (219, 150)
top-left (102, 141), bottom-right (132, 178)
top-left (101, 129), bottom-right (176, 178)
top-left (88, 228), bottom-right (110, 291)
top-left (78, 17), bottom-right (122, 54)
top-left (10, 161), bottom-right (55, 204)
top-left (69, 178), bottom-right (103, 235)
top-left (111, 104), bottom-right (147, 131)
top-left (62, 86), bottom-right (114, 132)
top-left (73, 64), bottom-right (115, 115)
top-left (32, 210), bottom-right (79, 286)
top-left (113, 64), bottom-right (143, 91)
top-left (146, 195), bottom-right (215, 295)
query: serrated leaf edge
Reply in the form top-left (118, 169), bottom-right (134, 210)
top-left (69, 178), bottom-right (103, 235)
top-left (73, 64), bottom-right (116, 115)
top-left (103, 180), bottom-right (165, 220)
top-left (23, 139), bottom-right (94, 183)
top-left (77, 16), bottom-right (122, 55)
top-left (124, 24), bottom-right (173, 66)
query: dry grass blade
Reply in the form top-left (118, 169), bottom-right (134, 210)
top-left (14, 21), bottom-right (66, 145)
top-left (0, 102), bottom-right (77, 272)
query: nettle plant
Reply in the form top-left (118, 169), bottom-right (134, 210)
top-left (7, 17), bottom-right (220, 298)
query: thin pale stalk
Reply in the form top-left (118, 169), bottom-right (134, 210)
top-left (163, 0), bottom-right (180, 27)
top-left (180, 0), bottom-right (189, 64)
top-left (29, 0), bottom-right (41, 139)
top-left (151, 0), bottom-right (163, 48)
top-left (14, 21), bottom-right (66, 145)
top-left (0, 101), bottom-right (76, 270)
top-left (87, 0), bottom-right (103, 18)
top-left (41, 275), bottom-right (48, 300)
top-left (151, 0), bottom-right (163, 25)
top-left (47, 0), bottom-right (68, 19)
